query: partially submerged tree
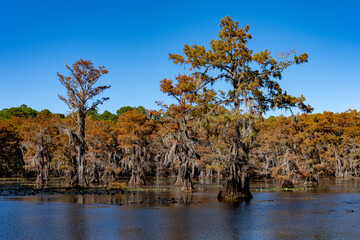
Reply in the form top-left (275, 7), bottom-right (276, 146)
top-left (22, 113), bottom-right (59, 184)
top-left (158, 75), bottom-right (203, 192)
top-left (85, 118), bottom-right (121, 183)
top-left (58, 59), bottom-right (110, 187)
top-left (117, 109), bottom-right (156, 185)
top-left (169, 16), bottom-right (312, 200)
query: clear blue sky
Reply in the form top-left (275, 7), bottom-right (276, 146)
top-left (1, 0), bottom-right (359, 115)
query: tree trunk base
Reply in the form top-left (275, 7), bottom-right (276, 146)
top-left (174, 180), bottom-right (182, 186)
top-left (35, 178), bottom-right (47, 185)
top-left (217, 189), bottom-right (252, 201)
top-left (282, 179), bottom-right (295, 188)
top-left (129, 172), bottom-right (146, 186)
top-left (181, 188), bottom-right (195, 193)
top-left (70, 176), bottom-right (88, 188)
top-left (304, 176), bottom-right (319, 186)
top-left (181, 182), bottom-right (196, 192)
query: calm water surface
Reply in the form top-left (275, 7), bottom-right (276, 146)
top-left (1, 179), bottom-right (360, 240)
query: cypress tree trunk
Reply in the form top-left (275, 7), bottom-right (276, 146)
top-left (35, 159), bottom-right (44, 185)
top-left (43, 159), bottom-right (49, 182)
top-left (174, 165), bottom-right (183, 186)
top-left (218, 156), bottom-right (252, 200)
top-left (35, 152), bottom-right (46, 185)
top-left (175, 158), bottom-right (195, 192)
top-left (181, 161), bottom-right (195, 192)
top-left (77, 112), bottom-right (87, 187)
top-left (218, 117), bottom-right (252, 201)
top-left (129, 149), bottom-right (146, 186)
top-left (129, 164), bottom-right (146, 185)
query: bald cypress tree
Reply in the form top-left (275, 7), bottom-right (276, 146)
top-left (58, 59), bottom-right (110, 187)
top-left (169, 16), bottom-right (312, 200)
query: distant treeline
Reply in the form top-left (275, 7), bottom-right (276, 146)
top-left (0, 104), bottom-right (146, 122)
top-left (1, 104), bottom-right (359, 185)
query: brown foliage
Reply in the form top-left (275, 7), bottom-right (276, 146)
top-left (0, 119), bottom-right (24, 177)
top-left (58, 59), bottom-right (110, 187)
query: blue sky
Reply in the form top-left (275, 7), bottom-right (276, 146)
top-left (1, 0), bottom-right (359, 115)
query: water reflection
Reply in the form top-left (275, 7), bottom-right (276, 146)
top-left (1, 179), bottom-right (360, 239)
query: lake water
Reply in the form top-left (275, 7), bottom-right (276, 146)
top-left (0, 179), bottom-right (360, 239)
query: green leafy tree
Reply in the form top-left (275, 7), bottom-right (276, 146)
top-left (0, 104), bottom-right (38, 119)
top-left (116, 106), bottom-right (146, 116)
top-left (87, 109), bottom-right (100, 120)
top-left (134, 106), bottom-right (146, 114)
top-left (116, 106), bottom-right (133, 116)
top-left (98, 110), bottom-right (118, 122)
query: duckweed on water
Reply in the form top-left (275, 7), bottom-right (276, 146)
top-left (127, 186), bottom-right (207, 192)
top-left (107, 182), bottom-right (127, 190)
top-left (0, 178), bottom-right (28, 181)
top-left (253, 187), bottom-right (313, 192)
top-left (127, 187), bottom-right (176, 192)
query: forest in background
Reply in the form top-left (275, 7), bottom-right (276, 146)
top-left (1, 104), bottom-right (359, 187)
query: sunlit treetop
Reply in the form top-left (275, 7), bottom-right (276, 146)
top-left (58, 59), bottom-right (110, 114)
top-left (159, 75), bottom-right (198, 117)
top-left (159, 74), bottom-right (219, 122)
top-left (117, 109), bottom-right (155, 148)
top-left (169, 16), bottom-right (313, 116)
